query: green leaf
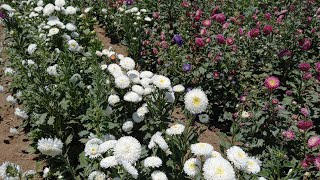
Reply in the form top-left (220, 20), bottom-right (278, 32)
top-left (65, 134), bottom-right (73, 145)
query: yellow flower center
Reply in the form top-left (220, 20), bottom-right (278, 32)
top-left (268, 79), bottom-right (276, 86)
top-left (192, 97), bottom-right (201, 106)
top-left (188, 163), bottom-right (196, 170)
top-left (237, 152), bottom-right (246, 158)
top-left (215, 166), bottom-right (225, 175)
top-left (90, 147), bottom-right (97, 155)
top-left (159, 79), bottom-right (165, 84)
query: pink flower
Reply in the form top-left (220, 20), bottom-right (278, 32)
top-left (215, 34), bottom-right (225, 44)
top-left (297, 120), bottom-right (313, 130)
top-left (226, 38), bottom-right (234, 46)
top-left (315, 62), bottom-right (320, 72)
top-left (195, 9), bottom-right (203, 17)
top-left (277, 15), bottom-right (284, 24)
top-left (307, 135), bottom-right (320, 149)
top-left (153, 12), bottom-right (160, 20)
top-left (202, 19), bottom-right (211, 27)
top-left (300, 108), bottom-right (309, 117)
top-left (301, 160), bottom-right (309, 169)
top-left (314, 156), bottom-right (320, 170)
top-left (181, 1), bottom-right (190, 7)
top-left (303, 72), bottom-right (312, 80)
top-left (195, 38), bottom-right (205, 47)
top-left (263, 25), bottom-right (273, 35)
top-left (264, 76), bottom-right (280, 90)
top-left (298, 63), bottom-right (311, 72)
top-left (213, 13), bottom-right (226, 24)
top-left (282, 130), bottom-right (295, 140)
top-left (248, 28), bottom-right (260, 38)
top-left (264, 13), bottom-right (271, 20)
top-left (222, 22), bottom-right (229, 30)
top-left (161, 41), bottom-right (168, 49)
top-left (239, 28), bottom-right (244, 36)
top-left (152, 48), bottom-right (159, 55)
top-left (299, 38), bottom-right (312, 51)
top-left (200, 28), bottom-right (207, 36)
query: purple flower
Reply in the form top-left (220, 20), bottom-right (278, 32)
top-left (183, 63), bottom-right (192, 72)
top-left (299, 63), bottom-right (311, 72)
top-left (173, 34), bottom-right (184, 47)
top-left (126, 0), bottom-right (134, 5)
top-left (0, 12), bottom-right (5, 19)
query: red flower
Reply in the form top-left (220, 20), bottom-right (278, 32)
top-left (263, 25), bottom-right (273, 35)
top-left (248, 28), bottom-right (260, 38)
top-left (215, 34), bottom-right (225, 44)
top-left (195, 38), bottom-right (205, 47)
top-left (297, 120), bottom-right (313, 130)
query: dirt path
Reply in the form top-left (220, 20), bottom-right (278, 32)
top-left (0, 25), bottom-right (39, 173)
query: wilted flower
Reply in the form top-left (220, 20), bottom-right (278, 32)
top-left (199, 114), bottom-right (209, 123)
top-left (0, 162), bottom-right (21, 179)
top-left (27, 44), bottom-right (37, 55)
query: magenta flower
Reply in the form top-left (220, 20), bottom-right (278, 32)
top-left (239, 28), bottom-right (244, 36)
top-left (263, 25), bottom-right (273, 36)
top-left (303, 72), bottom-right (312, 80)
top-left (264, 13), bottom-right (271, 20)
top-left (307, 135), bottom-right (320, 149)
top-left (195, 38), bottom-right (205, 47)
top-left (226, 38), bottom-right (234, 46)
top-left (298, 63), bottom-right (311, 72)
top-left (299, 38), bottom-right (312, 51)
top-left (152, 12), bottom-right (160, 20)
top-left (282, 130), bottom-right (295, 140)
top-left (202, 19), bottom-right (212, 27)
top-left (213, 13), bottom-right (226, 24)
top-left (314, 62), bottom-right (320, 72)
top-left (264, 76), bottom-right (280, 90)
top-left (300, 108), bottom-right (309, 117)
top-left (215, 34), bottom-right (225, 44)
top-left (278, 49), bottom-right (293, 58)
top-left (297, 120), bottom-right (313, 130)
top-left (301, 160), bottom-right (309, 169)
top-left (314, 156), bottom-right (320, 170)
top-left (248, 28), bottom-right (260, 38)
top-left (200, 28), bottom-right (207, 36)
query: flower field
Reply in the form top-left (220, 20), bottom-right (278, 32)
top-left (0, 0), bottom-right (319, 179)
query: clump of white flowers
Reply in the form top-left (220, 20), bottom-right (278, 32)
top-left (37, 137), bottom-right (63, 157)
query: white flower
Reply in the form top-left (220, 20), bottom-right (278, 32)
top-left (66, 23), bottom-right (77, 31)
top-left (113, 136), bottom-right (141, 163)
top-left (55, 0), bottom-right (65, 7)
top-left (62, 34), bottom-right (71, 40)
top-left (149, 132), bottom-right (170, 154)
top-left (43, 167), bottom-right (50, 178)
top-left (245, 157), bottom-right (261, 174)
top-left (140, 77), bottom-right (152, 87)
top-left (37, 1), bottom-right (44, 7)
top-left (65, 6), bottom-right (77, 15)
top-left (124, 91), bottom-right (142, 103)
top-left (84, 7), bottom-right (92, 13)
top-left (103, 134), bottom-right (116, 141)
top-left (29, 12), bottom-right (39, 18)
top-left (143, 156), bottom-right (162, 168)
top-left (151, 171), bottom-right (168, 180)
top-left (122, 121), bottom-right (134, 132)
top-left (173, 84), bottom-right (185, 93)
top-left (98, 140), bottom-right (117, 154)
top-left (241, 111), bottom-right (250, 118)
top-left (165, 92), bottom-right (175, 103)
top-left (47, 16), bottom-right (60, 25)
top-left (121, 161), bottom-right (139, 179)
top-left (100, 156), bottom-right (118, 169)
top-left (130, 7), bottom-right (139, 13)
top-left (120, 57), bottom-right (135, 70)
top-left (108, 94), bottom-right (120, 106)
top-left (4, 67), bottom-right (14, 75)
top-left (226, 146), bottom-right (249, 169)
top-left (68, 39), bottom-right (79, 52)
top-left (88, 171), bottom-right (106, 180)
top-left (140, 9), bottom-right (147, 13)
top-left (184, 88), bottom-right (208, 114)
top-left (132, 112), bottom-right (144, 123)
top-left (140, 71), bottom-right (153, 78)
top-left (6, 95), bottom-right (16, 104)
top-left (46, 64), bottom-right (58, 76)
top-left (115, 76), bottom-right (130, 89)
top-left (136, 105), bottom-right (148, 117)
top-left (0, 4), bottom-right (15, 12)
top-left (152, 75), bottom-right (171, 89)
top-left (203, 158), bottom-right (236, 180)
top-left (108, 64), bottom-right (123, 77)
top-left (34, 6), bottom-right (43, 12)
top-left (258, 177), bottom-right (267, 180)
top-left (48, 27), bottom-right (60, 36)
top-left (15, 108), bottom-right (29, 119)
top-left (191, 143), bottom-right (213, 156)
top-left (144, 16), bottom-right (152, 21)
top-left (71, 32), bottom-right (79, 38)
top-left (101, 64), bottom-right (108, 70)
top-left (43, 3), bottom-right (55, 16)
top-left (127, 70), bottom-right (140, 83)
top-left (132, 85), bottom-right (145, 95)
top-left (205, 150), bottom-right (222, 160)
top-left (183, 158), bottom-right (201, 177)
top-left (144, 87), bottom-right (153, 95)
top-left (0, 85), bottom-right (4, 93)
top-left (199, 114), bottom-right (209, 123)
top-left (27, 44), bottom-right (37, 54)
top-left (37, 137), bottom-right (63, 157)
top-left (0, 162), bottom-right (21, 179)
top-left (9, 127), bottom-right (19, 135)
top-left (96, 51), bottom-right (103, 57)
top-left (166, 123), bottom-right (185, 135)
top-left (85, 138), bottom-right (103, 159)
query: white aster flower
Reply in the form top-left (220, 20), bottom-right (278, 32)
top-left (43, 3), bottom-right (55, 15)
top-left (108, 94), bottom-right (120, 106)
top-left (46, 64), bottom-right (59, 76)
top-left (88, 171), bottom-right (106, 180)
top-left (108, 64), bottom-right (123, 77)
top-left (101, 64), bottom-right (108, 70)
top-left (0, 4), bottom-right (15, 12)
top-left (55, 0), bottom-right (65, 7)
top-left (47, 16), bottom-right (60, 26)
top-left (205, 150), bottom-right (222, 160)
top-left (96, 51), bottom-right (103, 57)
top-left (0, 161), bottom-right (21, 179)
top-left (65, 6), bottom-right (77, 15)
top-left (4, 67), bottom-right (14, 75)
top-left (85, 138), bottom-right (103, 159)
top-left (203, 157), bottom-right (236, 180)
top-left (144, 87), bottom-right (153, 95)
top-left (166, 123), bottom-right (185, 135)
top-left (100, 156), bottom-right (118, 169)
top-left (27, 44), bottom-right (37, 54)
top-left (241, 111), bottom-right (250, 118)
top-left (14, 108), bottom-right (29, 119)
top-left (43, 167), bottom-right (50, 178)
top-left (121, 161), bottom-right (138, 179)
top-left (143, 156), bottom-right (162, 168)
top-left (144, 16), bottom-right (152, 21)
top-left (48, 27), bottom-right (60, 36)
top-left (149, 132), bottom-right (170, 154)
top-left (245, 157), bottom-right (261, 174)
top-left (37, 137), bottom-right (63, 157)
top-left (183, 158), bottom-right (201, 177)
top-left (113, 136), bottom-right (141, 163)
top-left (199, 114), bottom-right (209, 123)
top-left (6, 95), bottom-right (16, 104)
top-left (173, 84), bottom-right (185, 93)
top-left (130, 7), bottom-right (139, 13)
top-left (132, 112), bottom-right (144, 123)
top-left (226, 146), bottom-right (249, 169)
top-left (191, 143), bottom-right (213, 156)
top-left (124, 91), bottom-right (142, 103)
top-left (68, 39), bottom-right (79, 52)
top-left (120, 57), bottom-right (135, 70)
top-left (127, 70), bottom-right (140, 83)
top-left (184, 88), bottom-right (208, 114)
top-left (140, 77), bottom-right (152, 87)
top-left (98, 140), bottom-right (117, 154)
top-left (152, 75), bottom-right (171, 89)
top-left (136, 105), bottom-right (148, 117)
top-left (115, 76), bottom-right (130, 89)
top-left (122, 121), bottom-right (134, 133)
top-left (66, 23), bottom-right (77, 31)
top-left (34, 6), bottom-right (43, 12)
top-left (140, 71), bottom-right (153, 78)
top-left (151, 171), bottom-right (168, 180)
top-left (132, 85), bottom-right (145, 95)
